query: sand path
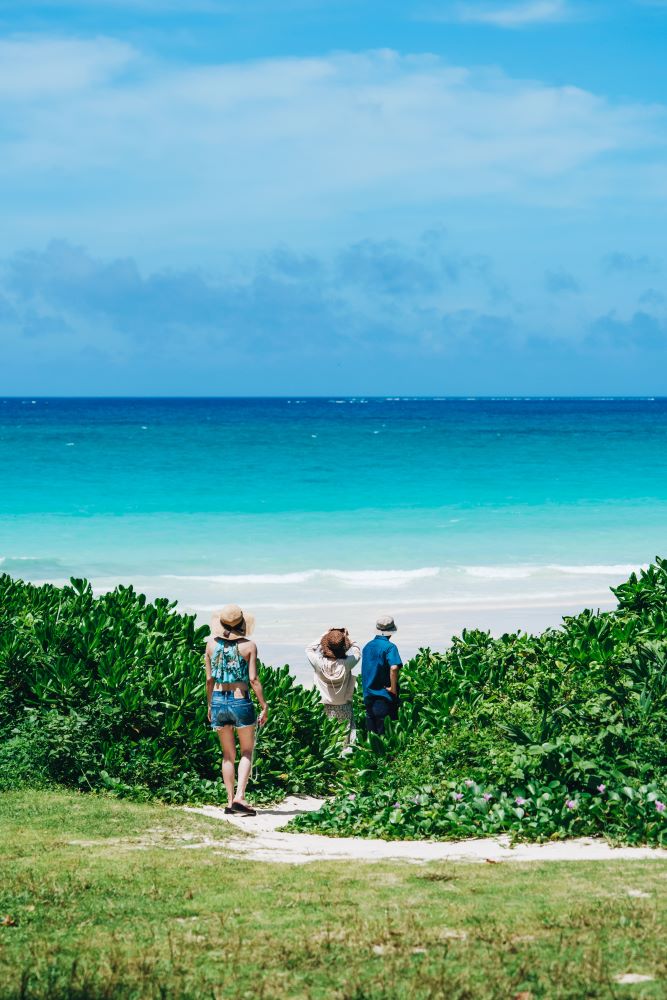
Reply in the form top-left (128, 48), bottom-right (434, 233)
top-left (185, 797), bottom-right (667, 865)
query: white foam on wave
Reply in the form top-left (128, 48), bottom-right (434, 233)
top-left (163, 567), bottom-right (441, 588)
top-left (547, 563), bottom-right (648, 576)
top-left (326, 568), bottom-right (440, 588)
top-left (464, 565), bottom-right (536, 580)
top-left (163, 571), bottom-right (316, 585)
top-left (0, 555), bottom-right (58, 564)
top-left (463, 563), bottom-right (647, 580)
top-left (162, 563), bottom-right (647, 589)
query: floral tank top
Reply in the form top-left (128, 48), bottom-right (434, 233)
top-left (211, 639), bottom-right (250, 685)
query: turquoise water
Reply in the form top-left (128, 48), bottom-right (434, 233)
top-left (2, 396), bottom-right (666, 575)
top-left (4, 397), bottom-right (666, 667)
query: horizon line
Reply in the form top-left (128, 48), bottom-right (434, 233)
top-left (1, 395), bottom-right (665, 402)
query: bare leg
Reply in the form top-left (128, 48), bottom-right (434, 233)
top-left (217, 726), bottom-right (236, 807)
top-left (348, 703), bottom-right (357, 747)
top-left (234, 725), bottom-right (256, 804)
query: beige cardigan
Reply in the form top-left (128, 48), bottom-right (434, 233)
top-left (306, 640), bottom-right (360, 705)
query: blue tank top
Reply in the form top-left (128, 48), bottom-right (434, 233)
top-left (211, 639), bottom-right (250, 685)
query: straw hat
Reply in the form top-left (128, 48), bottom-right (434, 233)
top-left (209, 603), bottom-right (255, 640)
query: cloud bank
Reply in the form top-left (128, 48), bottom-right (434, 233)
top-left (0, 39), bottom-right (665, 259)
top-left (1, 29), bottom-right (666, 393)
top-left (3, 235), bottom-right (667, 394)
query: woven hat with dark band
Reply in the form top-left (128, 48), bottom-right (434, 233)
top-left (209, 604), bottom-right (255, 639)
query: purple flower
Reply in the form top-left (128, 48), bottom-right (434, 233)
top-left (655, 800), bottom-right (666, 814)
top-left (464, 780), bottom-right (474, 787)
top-left (515, 797), bottom-right (526, 806)
top-left (453, 792), bottom-right (464, 801)
top-left (483, 793), bottom-right (492, 802)
top-left (565, 799), bottom-right (576, 810)
top-left (597, 784), bottom-right (606, 794)
top-left (347, 793), bottom-right (356, 802)
top-left (393, 802), bottom-right (401, 809)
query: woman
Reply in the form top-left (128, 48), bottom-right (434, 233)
top-left (205, 604), bottom-right (268, 816)
top-left (306, 628), bottom-right (360, 747)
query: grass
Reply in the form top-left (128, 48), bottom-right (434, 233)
top-left (1, 791), bottom-right (667, 999)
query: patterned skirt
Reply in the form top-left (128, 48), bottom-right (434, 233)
top-left (322, 702), bottom-right (356, 746)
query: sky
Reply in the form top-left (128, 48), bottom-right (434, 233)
top-left (1, 0), bottom-right (667, 395)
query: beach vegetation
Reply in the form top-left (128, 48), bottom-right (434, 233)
top-left (0, 575), bottom-right (341, 804)
top-left (295, 559), bottom-right (667, 842)
top-left (3, 560), bottom-right (667, 844)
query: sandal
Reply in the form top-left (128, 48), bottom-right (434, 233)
top-left (224, 807), bottom-right (234, 815)
top-left (232, 801), bottom-right (257, 817)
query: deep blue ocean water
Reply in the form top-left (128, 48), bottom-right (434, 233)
top-left (2, 396), bottom-right (666, 580)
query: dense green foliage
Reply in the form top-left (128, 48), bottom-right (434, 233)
top-left (293, 558), bottom-right (667, 843)
top-left (0, 575), bottom-right (342, 802)
top-left (2, 560), bottom-right (667, 844)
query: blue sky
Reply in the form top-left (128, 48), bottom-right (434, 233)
top-left (1, 0), bottom-right (667, 394)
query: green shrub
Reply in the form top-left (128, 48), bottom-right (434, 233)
top-left (290, 777), bottom-right (667, 846)
top-left (0, 574), bottom-right (346, 802)
top-left (0, 731), bottom-right (50, 791)
top-left (3, 558), bottom-right (667, 846)
top-left (299, 558), bottom-right (667, 843)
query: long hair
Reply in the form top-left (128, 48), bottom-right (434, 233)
top-left (320, 628), bottom-right (351, 661)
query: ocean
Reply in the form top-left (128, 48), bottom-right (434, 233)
top-left (2, 397), bottom-right (666, 679)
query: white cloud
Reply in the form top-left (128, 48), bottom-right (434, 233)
top-left (0, 40), bottom-right (664, 256)
top-left (446, 1), bottom-right (572, 27)
top-left (0, 37), bottom-right (136, 100)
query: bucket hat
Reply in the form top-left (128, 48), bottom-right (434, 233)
top-left (376, 614), bottom-right (397, 633)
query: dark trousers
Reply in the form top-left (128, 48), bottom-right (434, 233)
top-left (364, 695), bottom-right (399, 735)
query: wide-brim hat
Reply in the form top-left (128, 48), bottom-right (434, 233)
top-left (209, 603), bottom-right (255, 639)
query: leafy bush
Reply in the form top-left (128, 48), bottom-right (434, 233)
top-left (291, 778), bottom-right (667, 846)
top-left (0, 730), bottom-right (49, 791)
top-left (0, 575), bottom-right (344, 802)
top-left (293, 558), bottom-right (667, 843)
top-left (3, 559), bottom-right (667, 846)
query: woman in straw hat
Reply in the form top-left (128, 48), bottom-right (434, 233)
top-left (205, 604), bottom-right (268, 816)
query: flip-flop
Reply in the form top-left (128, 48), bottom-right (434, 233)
top-left (232, 801), bottom-right (257, 817)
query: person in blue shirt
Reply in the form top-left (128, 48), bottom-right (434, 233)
top-left (361, 615), bottom-right (403, 735)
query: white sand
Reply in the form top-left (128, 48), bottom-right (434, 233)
top-left (185, 796), bottom-right (667, 865)
top-left (93, 564), bottom-right (623, 685)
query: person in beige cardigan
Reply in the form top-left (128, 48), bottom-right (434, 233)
top-left (306, 628), bottom-right (360, 747)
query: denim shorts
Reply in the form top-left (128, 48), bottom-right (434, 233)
top-left (210, 690), bottom-right (256, 729)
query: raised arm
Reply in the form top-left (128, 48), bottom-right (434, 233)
top-left (247, 642), bottom-right (268, 727)
top-left (345, 643), bottom-right (361, 669)
top-left (305, 640), bottom-right (322, 668)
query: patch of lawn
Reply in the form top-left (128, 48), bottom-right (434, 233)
top-left (0, 788), bottom-right (236, 849)
top-left (1, 791), bottom-right (666, 999)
